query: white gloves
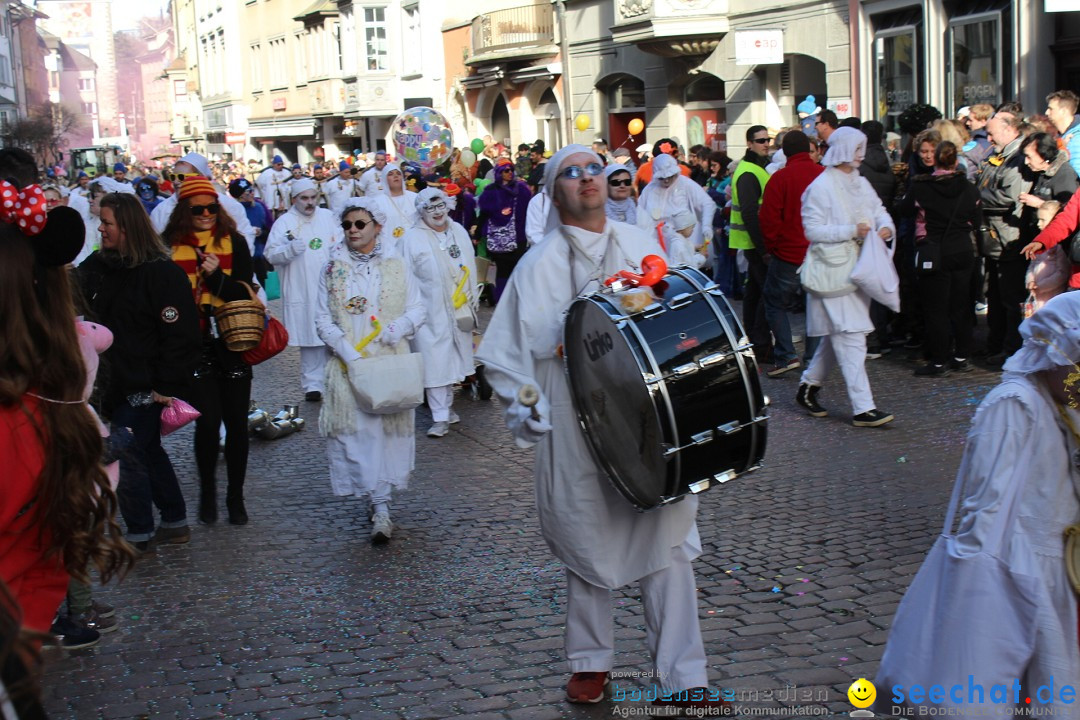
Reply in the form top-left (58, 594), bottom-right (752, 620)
top-left (379, 323), bottom-right (406, 346)
top-left (505, 394), bottom-right (553, 448)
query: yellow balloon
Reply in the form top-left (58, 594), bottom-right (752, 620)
top-left (575, 114), bottom-right (591, 132)
top-left (628, 118), bottom-right (644, 135)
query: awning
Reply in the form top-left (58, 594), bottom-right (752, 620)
top-left (246, 122), bottom-right (316, 139)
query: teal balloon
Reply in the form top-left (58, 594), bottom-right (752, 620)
top-left (470, 138), bottom-right (485, 154)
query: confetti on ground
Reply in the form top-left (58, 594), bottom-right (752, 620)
top-left (897, 456), bottom-right (907, 463)
top-left (771, 586), bottom-right (781, 593)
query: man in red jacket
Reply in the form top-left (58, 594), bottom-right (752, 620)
top-left (759, 131), bottom-right (824, 377)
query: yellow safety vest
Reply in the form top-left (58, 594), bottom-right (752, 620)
top-left (729, 158), bottom-right (770, 250)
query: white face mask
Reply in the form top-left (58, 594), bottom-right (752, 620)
top-left (422, 200), bottom-right (449, 228)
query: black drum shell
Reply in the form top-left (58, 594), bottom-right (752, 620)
top-left (563, 267), bottom-right (767, 510)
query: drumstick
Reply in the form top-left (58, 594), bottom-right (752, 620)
top-left (518, 384), bottom-right (541, 421)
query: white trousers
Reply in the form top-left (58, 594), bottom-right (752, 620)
top-left (799, 331), bottom-right (875, 415)
top-left (299, 346), bottom-right (330, 393)
top-left (425, 385), bottom-right (454, 422)
top-left (565, 541), bottom-right (708, 692)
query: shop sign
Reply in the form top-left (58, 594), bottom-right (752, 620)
top-left (735, 29), bottom-right (784, 66)
top-left (828, 98), bottom-right (853, 117)
top-left (1046, 0), bottom-right (1080, 11)
top-left (272, 97), bottom-right (287, 111)
top-left (225, 132), bottom-right (246, 144)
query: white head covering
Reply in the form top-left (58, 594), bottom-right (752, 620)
top-left (381, 163), bottom-right (402, 184)
top-left (604, 163), bottom-right (633, 180)
top-left (820, 127), bottom-right (867, 167)
top-left (93, 176), bottom-right (136, 195)
top-left (766, 148), bottom-right (787, 175)
top-left (1003, 293), bottom-right (1080, 375)
top-left (415, 187), bottom-right (456, 212)
top-left (341, 197), bottom-right (387, 226)
top-left (290, 178), bottom-right (316, 196)
top-left (541, 143), bottom-right (604, 234)
top-left (652, 153), bottom-right (680, 179)
top-left (177, 152), bottom-right (211, 178)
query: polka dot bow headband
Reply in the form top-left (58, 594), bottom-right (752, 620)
top-left (0, 182), bottom-right (48, 235)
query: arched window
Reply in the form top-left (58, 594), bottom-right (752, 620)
top-left (684, 75), bottom-right (725, 106)
top-left (606, 76), bottom-right (645, 112)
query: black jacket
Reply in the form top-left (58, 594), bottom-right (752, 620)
top-left (1019, 152), bottom-right (1079, 245)
top-left (898, 171), bottom-right (983, 257)
top-left (859, 143), bottom-right (897, 216)
top-left (76, 253), bottom-right (202, 415)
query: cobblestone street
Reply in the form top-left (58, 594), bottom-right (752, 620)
top-left (41, 301), bottom-right (1001, 720)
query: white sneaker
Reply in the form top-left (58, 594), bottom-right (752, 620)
top-left (448, 410), bottom-right (461, 425)
top-left (371, 512), bottom-right (392, 543)
top-left (426, 421), bottom-right (450, 437)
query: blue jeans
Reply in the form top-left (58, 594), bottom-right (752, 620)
top-left (763, 257), bottom-right (819, 365)
top-left (110, 402), bottom-right (188, 541)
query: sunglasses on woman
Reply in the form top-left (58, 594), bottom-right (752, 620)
top-left (189, 203), bottom-right (220, 216)
top-left (608, 178), bottom-right (633, 187)
top-left (558, 162), bottom-right (605, 180)
top-left (341, 219), bottom-right (372, 231)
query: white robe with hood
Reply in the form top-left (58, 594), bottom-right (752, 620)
top-left (256, 167), bottom-right (292, 213)
top-left (315, 241), bottom-right (426, 498)
top-left (636, 174), bottom-right (715, 268)
top-left (403, 220), bottom-right (477, 388)
top-left (476, 219), bottom-right (700, 589)
top-left (800, 167), bottom-right (894, 336)
top-left (264, 206), bottom-right (343, 347)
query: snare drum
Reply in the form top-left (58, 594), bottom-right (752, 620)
top-left (563, 267), bottom-right (768, 510)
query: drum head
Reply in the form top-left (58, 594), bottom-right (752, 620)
top-left (564, 299), bottom-right (669, 509)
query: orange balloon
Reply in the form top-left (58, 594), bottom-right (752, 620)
top-left (628, 118), bottom-right (644, 135)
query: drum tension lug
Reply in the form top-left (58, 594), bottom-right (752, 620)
top-left (691, 430), bottom-right (713, 445)
top-left (642, 303), bottom-right (666, 318)
top-left (717, 421), bottom-right (741, 435)
top-left (689, 479), bottom-right (711, 494)
top-left (668, 293), bottom-right (694, 310)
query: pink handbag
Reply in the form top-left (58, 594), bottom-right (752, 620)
top-left (160, 399), bottom-right (201, 436)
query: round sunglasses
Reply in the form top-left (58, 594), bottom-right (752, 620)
top-left (607, 178), bottom-right (633, 187)
top-left (341, 219), bottom-right (373, 231)
top-left (558, 162), bottom-right (605, 180)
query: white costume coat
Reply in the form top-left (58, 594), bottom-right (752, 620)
top-left (324, 175), bottom-right (358, 217)
top-left (75, 213), bottom-right (100, 266)
top-left (800, 168), bottom-right (895, 337)
top-left (637, 176), bottom-right (715, 268)
top-left (264, 207), bottom-right (343, 347)
top-left (524, 192), bottom-right (550, 247)
top-left (256, 167), bottom-right (292, 213)
top-left (376, 191), bottom-right (419, 252)
top-left (878, 375), bottom-right (1079, 711)
top-left (476, 220), bottom-right (700, 589)
top-left (358, 167), bottom-right (386, 197)
top-left (402, 221), bottom-right (477, 388)
top-left (151, 192), bottom-right (257, 255)
top-left (315, 242), bottom-right (425, 499)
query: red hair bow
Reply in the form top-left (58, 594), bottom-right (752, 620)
top-left (0, 182), bottom-right (48, 235)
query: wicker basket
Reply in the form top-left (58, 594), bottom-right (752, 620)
top-left (213, 282), bottom-right (266, 352)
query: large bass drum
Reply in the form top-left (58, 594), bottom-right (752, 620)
top-left (563, 267), bottom-right (767, 510)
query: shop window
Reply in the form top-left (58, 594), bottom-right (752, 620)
top-left (874, 29), bottom-right (919, 134)
top-left (948, 13), bottom-right (1001, 114)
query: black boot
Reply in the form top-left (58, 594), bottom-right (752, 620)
top-left (198, 479), bottom-right (217, 524)
top-left (226, 482), bottom-right (248, 525)
top-left (796, 383), bottom-right (828, 418)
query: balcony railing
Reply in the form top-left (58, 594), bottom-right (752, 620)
top-left (472, 3), bottom-right (554, 56)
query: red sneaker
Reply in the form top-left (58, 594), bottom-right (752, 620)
top-left (654, 687), bottom-right (733, 715)
top-left (565, 671), bottom-right (610, 704)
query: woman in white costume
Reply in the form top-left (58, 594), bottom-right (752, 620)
top-left (315, 197), bottom-right (425, 543)
top-left (376, 163), bottom-right (418, 251)
top-left (876, 293), bottom-right (1080, 715)
top-left (636, 153), bottom-right (714, 269)
top-left (402, 187), bottom-right (478, 438)
top-left (795, 126), bottom-right (896, 427)
top-left (476, 145), bottom-right (728, 713)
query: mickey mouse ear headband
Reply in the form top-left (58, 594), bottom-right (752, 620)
top-left (1, 180), bottom-right (84, 267)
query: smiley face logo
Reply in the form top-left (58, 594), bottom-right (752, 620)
top-left (847, 678), bottom-right (876, 709)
